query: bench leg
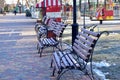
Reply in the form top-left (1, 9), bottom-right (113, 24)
top-left (83, 67), bottom-right (95, 80)
top-left (40, 48), bottom-right (43, 57)
top-left (37, 43), bottom-right (39, 50)
top-left (51, 67), bottom-right (56, 77)
top-left (59, 42), bottom-right (63, 50)
top-left (50, 59), bottom-right (53, 68)
top-left (57, 69), bottom-right (70, 80)
top-left (38, 48), bottom-right (43, 57)
top-left (90, 62), bottom-right (95, 80)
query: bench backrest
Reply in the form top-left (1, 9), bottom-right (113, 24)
top-left (73, 28), bottom-right (100, 62)
top-left (42, 16), bottom-right (47, 24)
top-left (48, 19), bottom-right (57, 29)
top-left (53, 22), bottom-right (67, 37)
top-left (41, 16), bottom-right (67, 38)
top-left (42, 16), bottom-right (52, 26)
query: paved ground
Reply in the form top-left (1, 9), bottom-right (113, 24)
top-left (0, 13), bottom-right (98, 80)
top-left (0, 13), bottom-right (120, 80)
top-left (0, 13), bottom-right (54, 80)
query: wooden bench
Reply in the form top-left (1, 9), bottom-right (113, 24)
top-left (51, 28), bottom-right (107, 80)
top-left (37, 21), bottom-right (67, 57)
top-left (35, 16), bottom-right (50, 33)
top-left (35, 16), bottom-right (56, 40)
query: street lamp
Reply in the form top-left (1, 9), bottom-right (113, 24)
top-left (72, 0), bottom-right (79, 45)
top-left (36, 0), bottom-right (37, 3)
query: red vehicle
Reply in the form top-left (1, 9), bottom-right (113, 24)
top-left (96, 0), bottom-right (114, 20)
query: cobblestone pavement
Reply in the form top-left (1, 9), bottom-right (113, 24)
top-left (0, 13), bottom-right (54, 80)
top-left (0, 13), bottom-right (99, 80)
top-left (1, 13), bottom-right (120, 80)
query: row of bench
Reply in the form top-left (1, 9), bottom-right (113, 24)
top-left (34, 16), bottom-right (108, 80)
top-left (35, 16), bottom-right (67, 57)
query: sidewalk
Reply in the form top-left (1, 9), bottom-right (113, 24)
top-left (0, 13), bottom-right (119, 80)
top-left (0, 13), bottom-right (99, 80)
top-left (0, 13), bottom-right (52, 80)
top-left (0, 13), bottom-right (84, 80)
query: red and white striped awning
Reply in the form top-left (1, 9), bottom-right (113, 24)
top-left (44, 0), bottom-right (61, 7)
top-left (36, 1), bottom-right (44, 8)
top-left (36, 0), bottom-right (61, 8)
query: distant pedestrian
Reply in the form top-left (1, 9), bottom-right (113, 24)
top-left (13, 7), bottom-right (17, 15)
top-left (3, 11), bottom-right (6, 16)
top-left (89, 5), bottom-right (94, 20)
top-left (14, 10), bottom-right (17, 15)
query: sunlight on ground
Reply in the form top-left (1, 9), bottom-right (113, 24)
top-left (20, 31), bottom-right (36, 36)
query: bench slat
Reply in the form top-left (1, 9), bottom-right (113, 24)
top-left (49, 38), bottom-right (55, 45)
top-left (81, 28), bottom-right (100, 37)
top-left (74, 42), bottom-right (90, 57)
top-left (44, 17), bottom-right (49, 25)
top-left (63, 52), bottom-right (80, 67)
top-left (79, 32), bottom-right (95, 43)
top-left (42, 16), bottom-right (47, 23)
top-left (75, 39), bottom-right (92, 52)
top-left (62, 52), bottom-right (74, 67)
top-left (73, 42), bottom-right (90, 58)
top-left (46, 39), bottom-right (53, 45)
top-left (73, 46), bottom-right (88, 61)
top-left (76, 35), bottom-right (92, 47)
top-left (58, 51), bottom-right (70, 67)
top-left (53, 52), bottom-right (62, 67)
top-left (43, 38), bottom-right (49, 45)
top-left (50, 38), bottom-right (57, 44)
top-left (53, 52), bottom-right (65, 68)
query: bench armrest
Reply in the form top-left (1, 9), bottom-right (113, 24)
top-left (100, 31), bottom-right (109, 36)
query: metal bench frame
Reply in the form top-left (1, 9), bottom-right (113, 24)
top-left (37, 21), bottom-right (67, 57)
top-left (35, 16), bottom-right (54, 40)
top-left (51, 28), bottom-right (108, 80)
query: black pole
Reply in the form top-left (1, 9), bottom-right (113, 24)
top-left (36, 0), bottom-right (37, 3)
top-left (97, 0), bottom-right (98, 7)
top-left (79, 0), bottom-right (81, 11)
top-left (72, 0), bottom-right (79, 45)
top-left (83, 2), bottom-right (86, 28)
top-left (104, 0), bottom-right (106, 7)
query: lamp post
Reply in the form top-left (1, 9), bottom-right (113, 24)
top-left (72, 0), bottom-right (79, 45)
top-left (83, 0), bottom-right (86, 28)
top-left (35, 0), bottom-right (37, 3)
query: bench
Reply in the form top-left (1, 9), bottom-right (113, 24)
top-left (51, 28), bottom-right (107, 80)
top-left (35, 16), bottom-right (47, 32)
top-left (35, 16), bottom-right (57, 41)
top-left (37, 21), bottom-right (67, 57)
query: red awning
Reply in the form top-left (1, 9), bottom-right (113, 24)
top-left (36, 3), bottom-right (39, 8)
top-left (36, 1), bottom-right (44, 8)
top-left (44, 0), bottom-right (61, 7)
top-left (36, 0), bottom-right (62, 8)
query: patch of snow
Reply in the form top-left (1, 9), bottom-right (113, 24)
top-left (110, 32), bottom-right (119, 35)
top-left (92, 60), bottom-right (111, 68)
top-left (93, 68), bottom-right (106, 80)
